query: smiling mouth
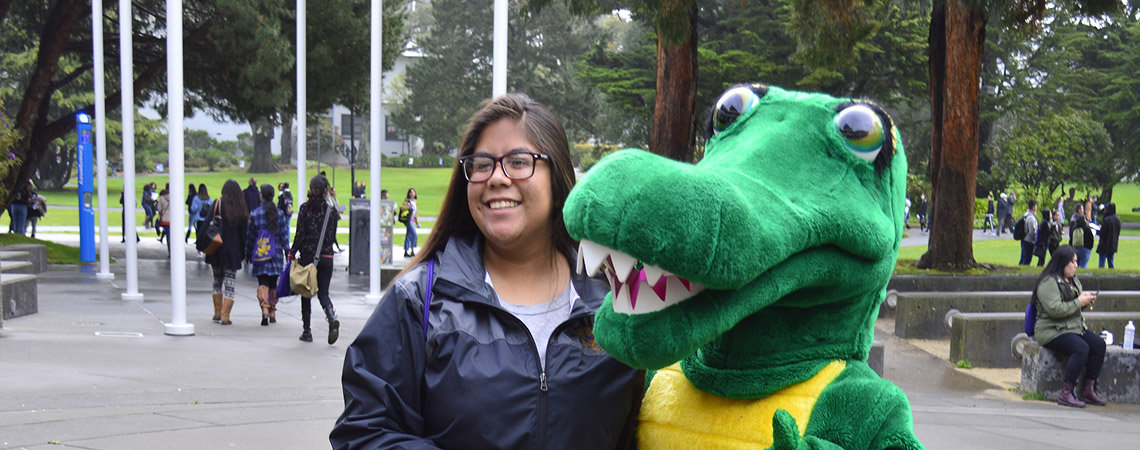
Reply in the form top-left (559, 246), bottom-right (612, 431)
top-left (577, 240), bottom-right (705, 315)
top-left (489, 200), bottom-right (519, 209)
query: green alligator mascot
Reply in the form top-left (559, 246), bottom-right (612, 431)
top-left (563, 84), bottom-right (924, 450)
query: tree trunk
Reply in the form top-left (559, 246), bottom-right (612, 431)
top-left (648, 3), bottom-right (698, 163)
top-left (248, 120), bottom-right (280, 173)
top-left (918, 0), bottom-right (985, 271)
top-left (32, 144), bottom-right (76, 190)
top-left (279, 115), bottom-right (295, 164)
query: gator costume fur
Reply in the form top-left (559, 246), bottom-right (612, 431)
top-left (563, 84), bottom-right (924, 449)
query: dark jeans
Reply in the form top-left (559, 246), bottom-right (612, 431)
top-left (1019, 240), bottom-right (1035, 265)
top-left (10, 204), bottom-right (28, 235)
top-left (1043, 329), bottom-right (1106, 384)
top-left (298, 253), bottom-right (333, 331)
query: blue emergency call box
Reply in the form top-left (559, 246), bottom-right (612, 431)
top-left (76, 112), bottom-right (95, 262)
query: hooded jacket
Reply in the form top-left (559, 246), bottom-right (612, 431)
top-left (331, 234), bottom-right (641, 450)
top-left (1095, 203), bottom-right (1120, 255)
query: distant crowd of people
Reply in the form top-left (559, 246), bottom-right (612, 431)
top-left (4, 180), bottom-right (47, 238)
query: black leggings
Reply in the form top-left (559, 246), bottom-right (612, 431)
top-left (299, 254), bottom-right (333, 331)
top-left (1043, 329), bottom-right (1106, 384)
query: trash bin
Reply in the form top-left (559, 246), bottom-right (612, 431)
top-left (349, 199), bottom-right (395, 274)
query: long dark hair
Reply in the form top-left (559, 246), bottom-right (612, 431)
top-left (1031, 245), bottom-right (1078, 307)
top-left (308, 174), bottom-right (330, 204)
top-left (259, 183), bottom-right (279, 230)
top-left (198, 183), bottom-right (209, 200)
top-left (403, 93), bottom-right (577, 276)
top-left (186, 183), bottom-right (197, 206)
top-left (220, 179), bottom-right (249, 227)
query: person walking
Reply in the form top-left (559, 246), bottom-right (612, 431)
top-left (277, 182), bottom-right (294, 241)
top-left (287, 175), bottom-right (340, 344)
top-left (8, 181), bottom-right (32, 235)
top-left (183, 183), bottom-right (197, 241)
top-left (1031, 245), bottom-right (1106, 408)
top-left (187, 184), bottom-right (211, 243)
top-left (155, 186), bottom-right (171, 254)
top-left (401, 188), bottom-right (419, 257)
top-left (984, 193), bottom-right (996, 235)
top-left (996, 193), bottom-right (1009, 235)
top-left (916, 193), bottom-right (928, 233)
top-left (1095, 202), bottom-right (1121, 269)
top-left (1033, 209), bottom-right (1053, 267)
top-left (903, 196), bottom-right (911, 229)
top-left (204, 180), bottom-right (249, 325)
top-left (330, 93), bottom-right (641, 449)
top-left (27, 184), bottom-right (46, 238)
top-left (1069, 214), bottom-right (1095, 268)
top-left (1019, 199), bottom-right (1039, 266)
top-left (246, 184), bottom-right (290, 326)
top-left (141, 182), bottom-right (155, 228)
top-left (243, 178), bottom-right (260, 213)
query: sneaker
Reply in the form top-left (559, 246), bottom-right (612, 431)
top-left (299, 330), bottom-right (313, 342)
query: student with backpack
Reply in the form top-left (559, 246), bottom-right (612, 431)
top-left (1070, 214), bottom-right (1095, 268)
top-left (1016, 199), bottom-right (1038, 266)
top-left (1028, 245), bottom-right (1105, 408)
top-left (246, 184), bottom-right (290, 326)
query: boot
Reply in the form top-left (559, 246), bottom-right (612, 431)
top-left (220, 298), bottom-right (234, 325)
top-left (1058, 382), bottom-right (1086, 408)
top-left (212, 293), bottom-right (223, 323)
top-left (1080, 379), bottom-right (1108, 406)
top-left (268, 302), bottom-right (277, 324)
top-left (259, 299), bottom-right (270, 326)
top-left (299, 330), bottom-right (313, 342)
top-left (325, 306), bottom-right (340, 345)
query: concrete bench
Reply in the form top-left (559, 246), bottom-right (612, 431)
top-left (1019, 341), bottom-right (1140, 404)
top-left (887, 274), bottom-right (1140, 293)
top-left (2, 244), bottom-right (47, 273)
top-left (869, 341), bottom-right (883, 377)
top-left (949, 311), bottom-right (1140, 368)
top-left (0, 273), bottom-right (38, 324)
top-left (893, 291), bottom-right (1140, 339)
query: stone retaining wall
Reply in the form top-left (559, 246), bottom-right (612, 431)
top-left (949, 311), bottom-right (1140, 367)
top-left (894, 291), bottom-right (1140, 339)
top-left (1021, 341), bottom-right (1140, 403)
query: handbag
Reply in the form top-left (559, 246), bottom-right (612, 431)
top-left (276, 260), bottom-right (296, 298)
top-left (289, 204), bottom-right (333, 298)
top-left (201, 202), bottom-right (223, 255)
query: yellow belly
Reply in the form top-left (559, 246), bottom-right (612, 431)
top-left (638, 360), bottom-right (846, 449)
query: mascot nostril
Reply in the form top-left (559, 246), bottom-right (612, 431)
top-left (563, 84), bottom-right (923, 449)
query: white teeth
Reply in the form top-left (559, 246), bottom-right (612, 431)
top-left (578, 240), bottom-right (610, 277)
top-left (489, 200), bottom-right (518, 209)
top-left (642, 264), bottom-right (669, 286)
top-left (608, 250), bottom-right (637, 280)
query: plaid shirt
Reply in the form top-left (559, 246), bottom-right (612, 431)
top-left (246, 204), bottom-right (290, 277)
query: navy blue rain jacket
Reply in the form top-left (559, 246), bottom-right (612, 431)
top-left (331, 234), bottom-right (642, 449)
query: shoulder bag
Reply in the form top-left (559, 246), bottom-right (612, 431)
top-left (289, 204), bottom-right (333, 298)
top-left (201, 202), bottom-right (224, 255)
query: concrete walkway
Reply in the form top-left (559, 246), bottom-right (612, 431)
top-left (3, 254), bottom-right (1140, 448)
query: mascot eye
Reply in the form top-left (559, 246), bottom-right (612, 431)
top-left (834, 104), bottom-right (884, 162)
top-left (712, 86), bottom-right (761, 135)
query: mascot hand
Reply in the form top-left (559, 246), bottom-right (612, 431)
top-left (768, 410), bottom-right (844, 450)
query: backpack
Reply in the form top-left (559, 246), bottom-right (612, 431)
top-left (199, 199), bottom-right (212, 219)
top-left (1025, 299), bottom-right (1037, 336)
top-left (1072, 227), bottom-right (1085, 248)
top-left (398, 203), bottom-right (411, 223)
top-left (1012, 216), bottom-right (1028, 240)
top-left (251, 226), bottom-right (277, 266)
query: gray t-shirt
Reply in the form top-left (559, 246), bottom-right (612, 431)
top-left (487, 272), bottom-right (576, 370)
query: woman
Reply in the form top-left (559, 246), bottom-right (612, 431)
top-left (183, 183), bottom-right (197, 241)
top-left (1033, 209), bottom-right (1052, 267)
top-left (1095, 202), bottom-right (1120, 269)
top-left (142, 183), bottom-right (155, 228)
top-left (204, 180), bottom-right (248, 325)
top-left (155, 187), bottom-right (171, 253)
top-left (402, 188), bottom-right (420, 257)
top-left (288, 175), bottom-right (340, 344)
top-left (331, 94), bottom-right (641, 449)
top-left (1069, 214), bottom-right (1094, 268)
top-left (246, 184), bottom-right (289, 326)
top-left (192, 184), bottom-right (212, 243)
top-left (1049, 210), bottom-right (1063, 255)
top-left (1032, 245), bottom-right (1106, 408)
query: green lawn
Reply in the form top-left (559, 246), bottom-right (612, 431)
top-left (1111, 182), bottom-right (1140, 223)
top-left (898, 239), bottom-right (1140, 274)
top-left (27, 167), bottom-right (452, 228)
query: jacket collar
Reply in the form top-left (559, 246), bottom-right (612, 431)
top-left (432, 234), bottom-right (606, 317)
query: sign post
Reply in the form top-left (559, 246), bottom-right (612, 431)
top-left (76, 113), bottom-right (96, 263)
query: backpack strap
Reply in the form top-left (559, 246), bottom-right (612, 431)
top-left (422, 258), bottom-right (435, 341)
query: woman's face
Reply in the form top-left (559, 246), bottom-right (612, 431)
top-left (409, 188), bottom-right (416, 200)
top-left (467, 119), bottom-right (554, 252)
top-left (1065, 255), bottom-right (1078, 279)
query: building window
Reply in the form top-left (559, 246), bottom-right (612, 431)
top-left (385, 117), bottom-right (405, 142)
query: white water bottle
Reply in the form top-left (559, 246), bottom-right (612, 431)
top-left (1124, 321), bottom-right (1135, 350)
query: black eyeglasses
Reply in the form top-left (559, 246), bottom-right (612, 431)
top-left (459, 151), bottom-right (551, 183)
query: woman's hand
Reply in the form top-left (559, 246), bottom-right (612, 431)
top-left (1078, 291), bottom-right (1097, 307)
top-left (287, 253), bottom-right (295, 261)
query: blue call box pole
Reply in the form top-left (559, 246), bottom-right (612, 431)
top-left (76, 112), bottom-right (95, 263)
